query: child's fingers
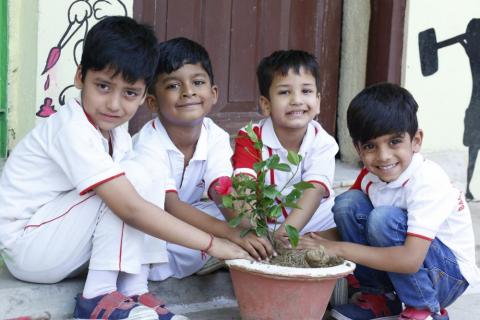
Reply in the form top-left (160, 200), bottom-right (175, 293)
top-left (244, 242), bottom-right (262, 261)
top-left (257, 236), bottom-right (275, 257)
top-left (249, 239), bottom-right (269, 261)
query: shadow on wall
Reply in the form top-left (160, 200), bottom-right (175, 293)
top-left (419, 18), bottom-right (480, 201)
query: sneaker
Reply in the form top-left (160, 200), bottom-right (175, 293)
top-left (330, 292), bottom-right (402, 320)
top-left (73, 291), bottom-right (157, 319)
top-left (399, 307), bottom-right (449, 320)
top-left (195, 256), bottom-right (226, 275)
top-left (131, 292), bottom-right (189, 320)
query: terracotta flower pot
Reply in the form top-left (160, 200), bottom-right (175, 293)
top-left (226, 259), bottom-right (356, 320)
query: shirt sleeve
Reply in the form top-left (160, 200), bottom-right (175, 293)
top-left (132, 127), bottom-right (177, 193)
top-left (49, 121), bottom-right (124, 195)
top-left (231, 126), bottom-right (262, 178)
top-left (302, 129), bottom-right (339, 197)
top-left (205, 128), bottom-right (234, 198)
top-left (405, 167), bottom-right (457, 240)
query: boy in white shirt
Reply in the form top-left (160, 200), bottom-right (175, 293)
top-left (133, 37), bottom-right (273, 281)
top-left (231, 50), bottom-right (339, 247)
top-left (299, 83), bottom-right (480, 320)
top-left (0, 17), bottom-right (249, 320)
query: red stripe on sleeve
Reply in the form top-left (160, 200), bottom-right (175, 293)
top-left (79, 173), bottom-right (125, 195)
top-left (232, 127), bottom-right (262, 170)
top-left (407, 232), bottom-right (433, 241)
top-left (307, 180), bottom-right (330, 198)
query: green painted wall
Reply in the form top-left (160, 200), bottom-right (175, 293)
top-left (0, 1), bottom-right (7, 158)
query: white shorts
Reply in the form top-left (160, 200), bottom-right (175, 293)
top-left (3, 159), bottom-right (168, 283)
top-left (148, 200), bottom-right (224, 281)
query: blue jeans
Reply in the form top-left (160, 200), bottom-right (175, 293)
top-left (333, 190), bottom-right (468, 312)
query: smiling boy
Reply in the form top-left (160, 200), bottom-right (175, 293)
top-left (133, 37), bottom-right (272, 281)
top-left (0, 18), bottom-right (250, 319)
top-left (298, 83), bottom-right (480, 320)
top-left (231, 50), bottom-right (339, 247)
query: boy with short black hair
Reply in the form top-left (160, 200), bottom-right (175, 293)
top-left (299, 83), bottom-right (480, 320)
top-left (0, 17), bottom-right (249, 319)
top-left (231, 49), bottom-right (339, 246)
top-left (133, 37), bottom-right (273, 281)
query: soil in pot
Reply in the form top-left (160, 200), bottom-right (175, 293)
top-left (270, 245), bottom-right (344, 268)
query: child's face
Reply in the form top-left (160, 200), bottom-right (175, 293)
top-left (355, 130), bottom-right (423, 183)
top-left (147, 63), bottom-right (218, 127)
top-left (74, 66), bottom-right (146, 138)
top-left (259, 67), bottom-right (320, 133)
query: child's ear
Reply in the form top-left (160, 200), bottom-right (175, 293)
top-left (74, 66), bottom-right (83, 89)
top-left (315, 92), bottom-right (321, 115)
top-left (259, 96), bottom-right (271, 116)
top-left (412, 129), bottom-right (423, 153)
top-left (211, 85), bottom-right (219, 104)
top-left (145, 94), bottom-right (159, 113)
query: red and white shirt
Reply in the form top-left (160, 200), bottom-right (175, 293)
top-left (351, 153), bottom-right (480, 286)
top-left (0, 99), bottom-right (131, 250)
top-left (232, 117), bottom-right (338, 224)
top-left (133, 117), bottom-right (233, 204)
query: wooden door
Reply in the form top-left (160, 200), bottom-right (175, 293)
top-left (131, 0), bottom-right (342, 137)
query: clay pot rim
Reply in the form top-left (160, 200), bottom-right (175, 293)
top-left (226, 258), bottom-right (356, 280)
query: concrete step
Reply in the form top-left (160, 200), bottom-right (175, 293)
top-left (0, 262), bottom-right (239, 319)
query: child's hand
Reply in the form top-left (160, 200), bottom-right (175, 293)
top-left (229, 228), bottom-right (275, 261)
top-left (208, 237), bottom-right (254, 261)
top-left (274, 226), bottom-right (292, 249)
top-left (297, 232), bottom-right (337, 256)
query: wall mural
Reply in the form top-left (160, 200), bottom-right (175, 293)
top-left (37, 0), bottom-right (128, 118)
top-left (419, 18), bottom-right (480, 201)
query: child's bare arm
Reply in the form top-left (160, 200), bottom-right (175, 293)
top-left (275, 182), bottom-right (327, 246)
top-left (94, 175), bottom-right (252, 261)
top-left (165, 192), bottom-right (274, 260)
top-left (298, 233), bottom-right (431, 273)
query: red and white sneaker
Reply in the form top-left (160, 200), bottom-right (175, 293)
top-left (131, 292), bottom-right (189, 320)
top-left (73, 291), bottom-right (157, 319)
top-left (399, 307), bottom-right (449, 320)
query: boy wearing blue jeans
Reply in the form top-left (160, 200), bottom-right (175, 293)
top-left (298, 83), bottom-right (480, 320)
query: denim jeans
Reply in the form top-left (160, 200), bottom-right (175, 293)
top-left (333, 189), bottom-right (469, 312)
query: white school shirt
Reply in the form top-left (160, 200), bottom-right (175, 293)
top-left (0, 98), bottom-right (131, 250)
top-left (133, 117), bottom-right (233, 204)
top-left (232, 117), bottom-right (338, 224)
top-left (351, 153), bottom-right (480, 287)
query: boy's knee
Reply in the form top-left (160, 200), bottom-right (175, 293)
top-left (333, 190), bottom-right (370, 221)
top-left (367, 206), bottom-right (406, 245)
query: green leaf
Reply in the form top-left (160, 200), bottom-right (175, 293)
top-left (263, 185), bottom-right (279, 199)
top-left (293, 181), bottom-right (315, 191)
top-left (285, 189), bottom-right (301, 203)
top-left (255, 226), bottom-right (269, 238)
top-left (222, 195), bottom-right (233, 209)
top-left (240, 228), bottom-right (253, 237)
top-left (268, 206), bottom-right (282, 218)
top-left (285, 224), bottom-right (299, 248)
top-left (287, 151), bottom-right (301, 166)
top-left (228, 214), bottom-right (243, 228)
top-left (273, 163), bottom-right (291, 172)
top-left (253, 160), bottom-right (266, 173)
top-left (245, 122), bottom-right (258, 143)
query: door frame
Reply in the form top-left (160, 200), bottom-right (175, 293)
top-left (0, 0), bottom-right (8, 158)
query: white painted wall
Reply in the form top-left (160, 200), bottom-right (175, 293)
top-left (35, 0), bottom-right (133, 120)
top-left (403, 0), bottom-right (479, 195)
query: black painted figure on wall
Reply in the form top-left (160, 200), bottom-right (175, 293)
top-left (419, 18), bottom-right (480, 201)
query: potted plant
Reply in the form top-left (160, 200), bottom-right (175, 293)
top-left (215, 123), bottom-right (355, 320)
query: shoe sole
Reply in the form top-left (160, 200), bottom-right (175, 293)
top-left (330, 309), bottom-right (398, 320)
top-left (75, 305), bottom-right (158, 320)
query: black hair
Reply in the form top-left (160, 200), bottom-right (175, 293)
top-left (347, 82), bottom-right (419, 144)
top-left (149, 37), bottom-right (214, 93)
top-left (256, 50), bottom-right (320, 99)
top-left (80, 16), bottom-right (158, 89)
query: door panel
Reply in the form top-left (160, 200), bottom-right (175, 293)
top-left (131, 0), bottom-right (342, 137)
